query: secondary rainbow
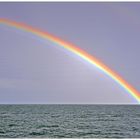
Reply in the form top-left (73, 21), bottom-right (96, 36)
top-left (0, 18), bottom-right (140, 103)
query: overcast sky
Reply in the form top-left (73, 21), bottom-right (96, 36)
top-left (0, 2), bottom-right (140, 104)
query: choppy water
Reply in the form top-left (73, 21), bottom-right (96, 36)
top-left (0, 105), bottom-right (140, 138)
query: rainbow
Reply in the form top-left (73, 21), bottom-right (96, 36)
top-left (0, 18), bottom-right (140, 103)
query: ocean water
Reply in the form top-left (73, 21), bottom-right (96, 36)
top-left (0, 105), bottom-right (140, 138)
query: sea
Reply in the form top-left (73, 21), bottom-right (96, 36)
top-left (0, 105), bottom-right (140, 138)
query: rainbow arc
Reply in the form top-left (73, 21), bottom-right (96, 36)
top-left (0, 18), bottom-right (140, 103)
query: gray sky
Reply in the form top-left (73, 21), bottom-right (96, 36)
top-left (0, 2), bottom-right (140, 104)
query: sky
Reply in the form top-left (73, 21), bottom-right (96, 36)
top-left (0, 2), bottom-right (140, 104)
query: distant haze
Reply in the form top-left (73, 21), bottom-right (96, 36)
top-left (0, 2), bottom-right (140, 104)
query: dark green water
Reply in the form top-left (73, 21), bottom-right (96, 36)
top-left (0, 105), bottom-right (140, 138)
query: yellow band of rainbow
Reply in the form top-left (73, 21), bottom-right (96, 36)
top-left (0, 18), bottom-right (140, 103)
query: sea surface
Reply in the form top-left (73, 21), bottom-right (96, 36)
top-left (0, 105), bottom-right (140, 138)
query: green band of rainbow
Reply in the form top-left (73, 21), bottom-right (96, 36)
top-left (0, 18), bottom-right (140, 103)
